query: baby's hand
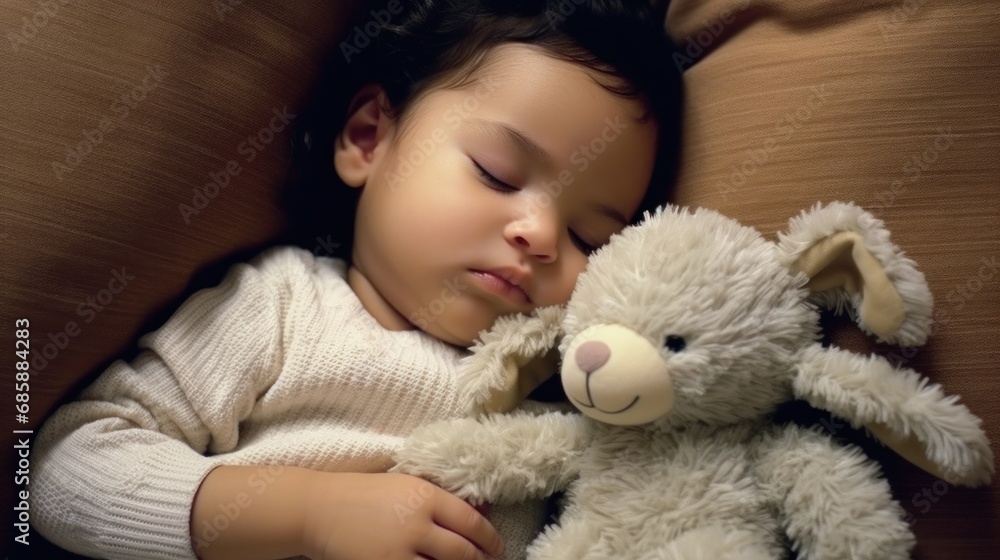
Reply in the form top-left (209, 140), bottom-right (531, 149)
top-left (301, 471), bottom-right (504, 560)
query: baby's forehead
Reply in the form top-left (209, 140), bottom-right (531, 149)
top-left (444, 43), bottom-right (651, 122)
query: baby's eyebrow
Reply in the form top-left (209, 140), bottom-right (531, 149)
top-left (466, 118), bottom-right (553, 167)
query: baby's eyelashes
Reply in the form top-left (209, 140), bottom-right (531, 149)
top-left (570, 231), bottom-right (599, 255)
top-left (472, 159), bottom-right (518, 193)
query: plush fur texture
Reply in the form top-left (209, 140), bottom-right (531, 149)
top-left (778, 201), bottom-right (933, 346)
top-left (457, 306), bottom-right (564, 415)
top-left (394, 203), bottom-right (993, 560)
top-left (793, 346), bottom-right (992, 486)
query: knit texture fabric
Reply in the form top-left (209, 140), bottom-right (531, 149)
top-left (31, 246), bottom-right (542, 559)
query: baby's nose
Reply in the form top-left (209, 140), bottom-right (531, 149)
top-left (575, 340), bottom-right (610, 373)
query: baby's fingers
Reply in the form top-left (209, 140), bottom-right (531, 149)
top-left (419, 525), bottom-right (491, 560)
top-left (432, 495), bottom-right (504, 559)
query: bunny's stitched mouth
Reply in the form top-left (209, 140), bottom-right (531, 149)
top-left (569, 393), bottom-right (640, 415)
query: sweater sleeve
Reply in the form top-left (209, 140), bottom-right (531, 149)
top-left (30, 246), bottom-right (308, 560)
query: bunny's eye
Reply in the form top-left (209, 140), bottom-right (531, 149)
top-left (664, 335), bottom-right (686, 352)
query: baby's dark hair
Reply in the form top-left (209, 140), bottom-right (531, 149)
top-left (286, 0), bottom-right (683, 260)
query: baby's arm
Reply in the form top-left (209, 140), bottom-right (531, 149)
top-left (32, 248), bottom-right (298, 560)
top-left (192, 467), bottom-right (504, 560)
top-left (190, 465), bottom-right (312, 559)
top-left (34, 247), bottom-right (502, 560)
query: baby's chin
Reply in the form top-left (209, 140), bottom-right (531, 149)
top-left (420, 318), bottom-right (489, 348)
top-left (417, 308), bottom-right (504, 349)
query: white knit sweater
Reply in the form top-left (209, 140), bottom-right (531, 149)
top-left (31, 246), bottom-right (545, 560)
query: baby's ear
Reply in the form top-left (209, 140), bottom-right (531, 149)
top-left (333, 85), bottom-right (394, 188)
top-left (458, 306), bottom-right (565, 415)
top-left (776, 201), bottom-right (932, 346)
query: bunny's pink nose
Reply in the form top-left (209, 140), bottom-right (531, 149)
top-left (575, 340), bottom-right (611, 373)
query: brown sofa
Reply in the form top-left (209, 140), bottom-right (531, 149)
top-left (2, 0), bottom-right (996, 558)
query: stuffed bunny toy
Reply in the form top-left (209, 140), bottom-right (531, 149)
top-left (393, 202), bottom-right (994, 560)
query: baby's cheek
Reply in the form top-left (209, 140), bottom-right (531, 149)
top-left (552, 260), bottom-right (589, 304)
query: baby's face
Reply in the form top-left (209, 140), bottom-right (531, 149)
top-left (343, 44), bottom-right (658, 346)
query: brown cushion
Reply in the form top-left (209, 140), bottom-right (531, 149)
top-left (666, 1), bottom-right (999, 557)
top-left (1, 1), bottom-right (362, 556)
top-left (5, 0), bottom-right (996, 557)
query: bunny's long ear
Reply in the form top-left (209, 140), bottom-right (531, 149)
top-left (458, 306), bottom-right (565, 415)
top-left (776, 201), bottom-right (932, 346)
top-left (794, 345), bottom-right (993, 487)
